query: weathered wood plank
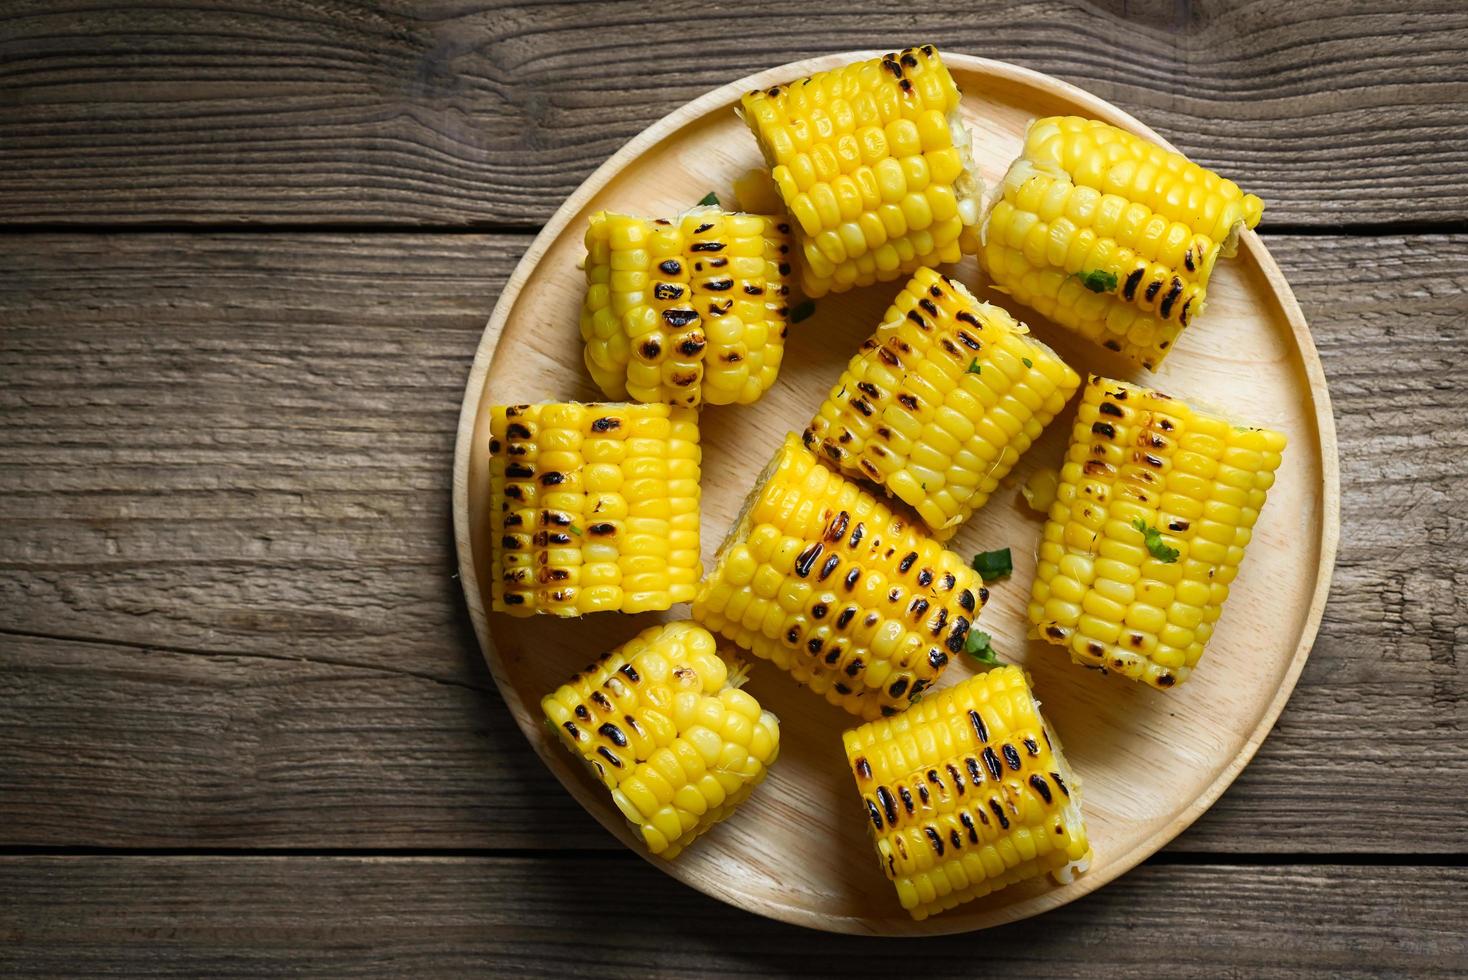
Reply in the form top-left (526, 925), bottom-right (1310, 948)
top-left (0, 857), bottom-right (1462, 976)
top-left (1, 0), bottom-right (1465, 227)
top-left (1, 233), bottom-right (1464, 853)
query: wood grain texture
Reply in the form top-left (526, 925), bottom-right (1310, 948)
top-left (1, 0), bottom-right (1465, 228)
top-left (2, 233), bottom-right (1463, 855)
top-left (0, 857), bottom-right (1463, 978)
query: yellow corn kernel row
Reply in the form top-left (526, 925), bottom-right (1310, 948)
top-left (693, 434), bottom-right (986, 720)
top-left (542, 621), bottom-right (780, 859)
top-left (581, 208), bottom-right (792, 407)
top-left (740, 45), bottom-right (983, 298)
top-left (843, 665), bottom-right (1090, 920)
top-left (982, 116), bottom-right (1264, 370)
top-left (805, 267), bottom-right (1080, 539)
top-left (488, 402), bottom-right (701, 617)
top-left (1029, 376), bottom-right (1286, 689)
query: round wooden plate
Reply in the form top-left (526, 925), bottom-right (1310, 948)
top-left (452, 53), bottom-right (1339, 935)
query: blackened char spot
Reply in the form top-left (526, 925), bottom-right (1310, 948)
top-left (1123, 267), bottom-right (1145, 301)
top-left (836, 606), bottom-right (856, 629)
top-left (855, 757), bottom-right (872, 780)
top-left (658, 259), bottom-right (681, 275)
top-left (927, 648), bottom-right (948, 669)
top-left (989, 799), bottom-right (1010, 829)
top-left (969, 709), bottom-right (989, 743)
top-left (960, 810), bottom-right (978, 843)
top-left (1099, 401), bottom-right (1123, 417)
top-left (689, 241), bottom-right (725, 252)
top-left (794, 542), bottom-right (822, 577)
top-left (662, 308), bottom-right (698, 328)
top-left (598, 722), bottom-right (628, 747)
top-left (1030, 773), bottom-right (1053, 803)
top-left (1003, 744), bottom-right (1022, 771)
top-left (925, 826), bottom-right (945, 855)
top-left (1159, 278), bottom-right (1184, 319)
top-left (1092, 421), bottom-right (1116, 439)
top-left (825, 511), bottom-right (850, 542)
top-left (982, 746), bottom-right (1003, 781)
top-left (958, 589), bottom-right (976, 612)
top-left (898, 551), bottom-right (918, 573)
top-left (888, 677), bottom-right (909, 697)
top-left (820, 554), bottom-right (841, 580)
top-left (597, 747), bottom-right (623, 768)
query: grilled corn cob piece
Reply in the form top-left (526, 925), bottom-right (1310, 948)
top-left (804, 267), bottom-right (1080, 539)
top-left (845, 665), bottom-right (1090, 920)
top-left (581, 208), bottom-right (793, 407)
top-left (543, 621), bottom-right (780, 859)
top-left (489, 402), bottom-right (700, 616)
top-left (982, 116), bottom-right (1264, 369)
top-left (740, 45), bottom-right (984, 298)
top-left (693, 434), bottom-right (986, 720)
top-left (1029, 376), bottom-right (1286, 689)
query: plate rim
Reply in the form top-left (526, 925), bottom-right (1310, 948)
top-left (451, 51), bottom-right (1342, 935)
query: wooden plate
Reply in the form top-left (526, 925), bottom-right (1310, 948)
top-left (452, 53), bottom-right (1339, 935)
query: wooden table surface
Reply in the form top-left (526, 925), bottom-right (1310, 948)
top-left (2, 2), bottom-right (1465, 975)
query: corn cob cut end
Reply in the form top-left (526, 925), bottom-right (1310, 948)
top-left (1029, 375), bottom-right (1287, 689)
top-left (981, 115), bottom-right (1265, 369)
top-left (740, 46), bottom-right (983, 298)
top-left (843, 665), bottom-right (1091, 920)
top-left (580, 207), bottom-right (793, 407)
top-left (693, 433), bottom-right (986, 720)
top-left (488, 402), bottom-right (701, 617)
top-left (804, 267), bottom-right (1081, 538)
top-left (541, 621), bottom-right (780, 859)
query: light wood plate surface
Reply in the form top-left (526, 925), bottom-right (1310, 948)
top-left (452, 53), bottom-right (1339, 935)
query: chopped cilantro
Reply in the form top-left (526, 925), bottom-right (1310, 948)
top-left (964, 629), bottom-right (1001, 666)
top-left (697, 192), bottom-right (720, 207)
top-left (1022, 357), bottom-right (1033, 368)
top-left (1073, 269), bottom-right (1119, 293)
top-left (1132, 518), bottom-right (1180, 563)
top-left (966, 358), bottom-right (982, 374)
top-left (971, 548), bottom-right (1013, 582)
top-left (789, 300), bottom-right (816, 323)
top-left (569, 524), bottom-right (584, 536)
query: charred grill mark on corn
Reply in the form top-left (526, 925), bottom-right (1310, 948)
top-left (693, 435), bottom-right (985, 720)
top-left (581, 209), bottom-right (792, 406)
top-left (981, 116), bottom-right (1265, 369)
top-left (739, 46), bottom-right (984, 298)
top-left (542, 621), bottom-right (780, 859)
top-left (804, 268), bottom-right (1080, 539)
top-left (1029, 376), bottom-right (1287, 689)
top-left (488, 402), bottom-right (701, 617)
top-left (842, 665), bottom-right (1090, 920)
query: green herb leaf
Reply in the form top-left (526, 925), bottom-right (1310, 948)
top-left (909, 692), bottom-right (924, 703)
top-left (697, 192), bottom-right (720, 207)
top-left (1132, 518), bottom-right (1180, 563)
top-left (1022, 357), bottom-right (1033, 368)
top-left (569, 524), bottom-right (584, 536)
top-left (964, 629), bottom-right (1001, 666)
top-left (789, 300), bottom-right (816, 323)
top-left (966, 358), bottom-right (982, 375)
top-left (1073, 269), bottom-right (1119, 293)
top-left (971, 547), bottom-right (1013, 582)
